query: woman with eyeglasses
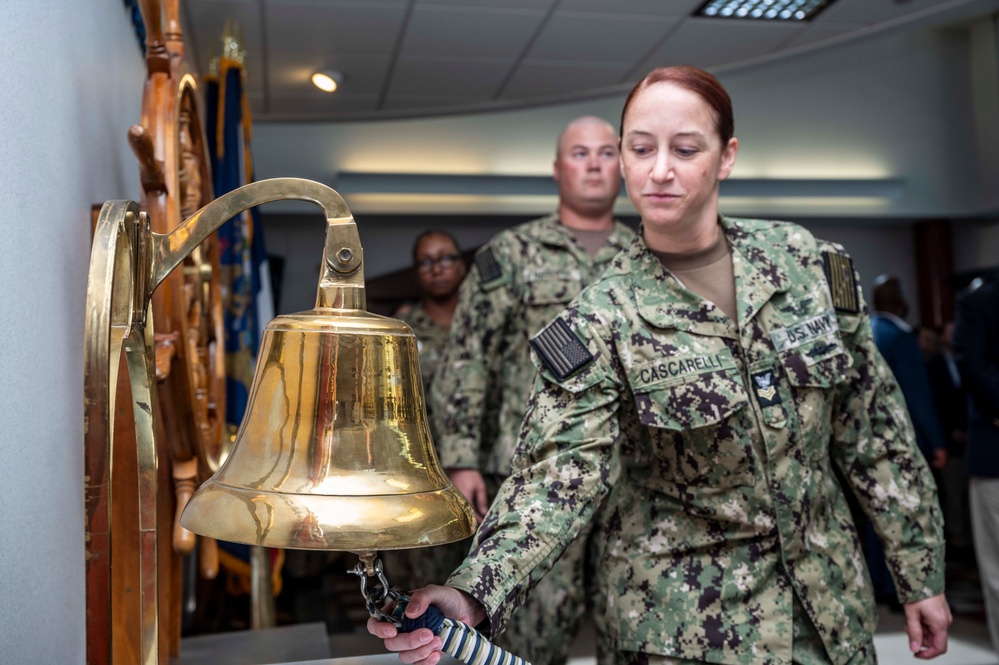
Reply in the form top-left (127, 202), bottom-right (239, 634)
top-left (380, 230), bottom-right (469, 592)
top-left (396, 230), bottom-right (468, 404)
top-left (370, 66), bottom-right (951, 665)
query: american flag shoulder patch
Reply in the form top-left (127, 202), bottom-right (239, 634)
top-left (474, 247), bottom-right (503, 285)
top-left (530, 317), bottom-right (594, 380)
top-left (822, 251), bottom-right (860, 314)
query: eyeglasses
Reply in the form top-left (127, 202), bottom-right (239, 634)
top-left (416, 254), bottom-right (461, 271)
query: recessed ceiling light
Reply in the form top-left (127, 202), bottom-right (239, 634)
top-left (695, 0), bottom-right (836, 21)
top-left (312, 70), bottom-right (343, 93)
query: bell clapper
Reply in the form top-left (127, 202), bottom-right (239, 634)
top-left (349, 551), bottom-right (410, 626)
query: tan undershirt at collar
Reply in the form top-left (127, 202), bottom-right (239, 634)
top-left (650, 231), bottom-right (738, 324)
top-left (569, 227), bottom-right (615, 257)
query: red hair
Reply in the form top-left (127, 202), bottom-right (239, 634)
top-left (620, 66), bottom-right (734, 144)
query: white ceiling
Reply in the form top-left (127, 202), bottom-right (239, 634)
top-left (181, 0), bottom-right (994, 122)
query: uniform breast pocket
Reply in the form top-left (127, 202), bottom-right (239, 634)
top-left (522, 277), bottom-right (583, 333)
top-left (781, 335), bottom-right (852, 387)
top-left (780, 336), bottom-right (853, 459)
top-left (522, 277), bottom-right (582, 306)
top-left (634, 369), bottom-right (756, 490)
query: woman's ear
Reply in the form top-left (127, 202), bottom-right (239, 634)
top-left (718, 137), bottom-right (739, 180)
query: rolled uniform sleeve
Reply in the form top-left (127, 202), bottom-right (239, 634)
top-left (431, 239), bottom-right (515, 470)
top-left (446, 309), bottom-right (620, 635)
top-left (824, 243), bottom-right (945, 604)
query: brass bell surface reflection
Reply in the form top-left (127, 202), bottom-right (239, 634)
top-left (181, 307), bottom-right (476, 551)
top-left (180, 182), bottom-right (475, 553)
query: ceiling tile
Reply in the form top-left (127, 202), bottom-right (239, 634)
top-left (266, 0), bottom-right (409, 5)
top-left (557, 0), bottom-right (704, 16)
top-left (389, 57), bottom-right (513, 97)
top-left (264, 2), bottom-right (408, 54)
top-left (400, 6), bottom-right (547, 59)
top-left (182, 0), bottom-right (972, 122)
top-left (527, 12), bottom-right (677, 62)
top-left (268, 51), bottom-right (392, 96)
top-left (636, 18), bottom-right (799, 72)
top-left (818, 0), bottom-right (948, 24)
top-left (263, 92), bottom-right (381, 116)
top-left (779, 21), bottom-right (867, 50)
top-left (415, 0), bottom-right (555, 8)
top-left (380, 93), bottom-right (491, 111)
top-left (502, 61), bottom-right (631, 99)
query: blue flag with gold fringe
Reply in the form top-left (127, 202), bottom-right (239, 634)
top-left (205, 34), bottom-right (273, 429)
top-left (204, 25), bottom-right (280, 606)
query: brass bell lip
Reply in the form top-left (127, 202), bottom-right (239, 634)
top-left (180, 478), bottom-right (477, 551)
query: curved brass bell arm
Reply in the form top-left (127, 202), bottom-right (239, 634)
top-left (152, 178), bottom-right (360, 296)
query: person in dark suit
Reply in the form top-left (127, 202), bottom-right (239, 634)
top-left (871, 276), bottom-right (948, 467)
top-left (952, 278), bottom-right (999, 654)
top-left (924, 322), bottom-right (968, 455)
top-left (865, 275), bottom-right (948, 608)
top-left (923, 321), bottom-right (972, 558)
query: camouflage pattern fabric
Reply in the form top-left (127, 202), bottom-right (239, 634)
top-left (601, 595), bottom-right (875, 665)
top-left (447, 216), bottom-right (943, 665)
top-left (431, 213), bottom-right (635, 475)
top-left (491, 507), bottom-right (596, 665)
top-left (432, 213), bottom-right (635, 665)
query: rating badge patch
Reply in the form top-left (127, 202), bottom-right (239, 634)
top-left (751, 369), bottom-right (782, 407)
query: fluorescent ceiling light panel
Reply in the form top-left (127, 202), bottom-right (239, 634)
top-left (695, 0), bottom-right (836, 21)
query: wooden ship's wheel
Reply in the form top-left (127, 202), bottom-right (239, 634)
top-left (84, 1), bottom-right (228, 662)
top-left (128, 16), bottom-right (229, 550)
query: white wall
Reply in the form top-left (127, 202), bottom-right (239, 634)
top-left (0, 1), bottom-right (143, 662)
top-left (721, 27), bottom-right (979, 218)
top-left (252, 24), bottom-right (990, 219)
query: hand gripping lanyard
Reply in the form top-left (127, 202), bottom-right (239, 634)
top-left (353, 557), bottom-right (533, 665)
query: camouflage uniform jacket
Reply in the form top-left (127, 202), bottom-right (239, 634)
top-left (448, 217), bottom-right (945, 665)
top-left (431, 213), bottom-right (635, 476)
top-left (396, 301), bottom-right (451, 439)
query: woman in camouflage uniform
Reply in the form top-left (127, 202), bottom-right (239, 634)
top-left (370, 66), bottom-right (952, 665)
top-left (381, 230), bottom-right (471, 591)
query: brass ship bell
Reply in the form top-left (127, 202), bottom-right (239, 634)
top-left (180, 181), bottom-right (476, 562)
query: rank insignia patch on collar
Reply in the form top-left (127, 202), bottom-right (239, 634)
top-left (530, 317), bottom-right (594, 380)
top-left (751, 370), bottom-right (782, 407)
top-left (822, 251), bottom-right (860, 313)
top-left (474, 247), bottom-right (503, 285)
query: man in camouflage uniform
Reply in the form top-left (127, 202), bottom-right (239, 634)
top-left (430, 116), bottom-right (635, 665)
top-left (435, 217), bottom-right (947, 665)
